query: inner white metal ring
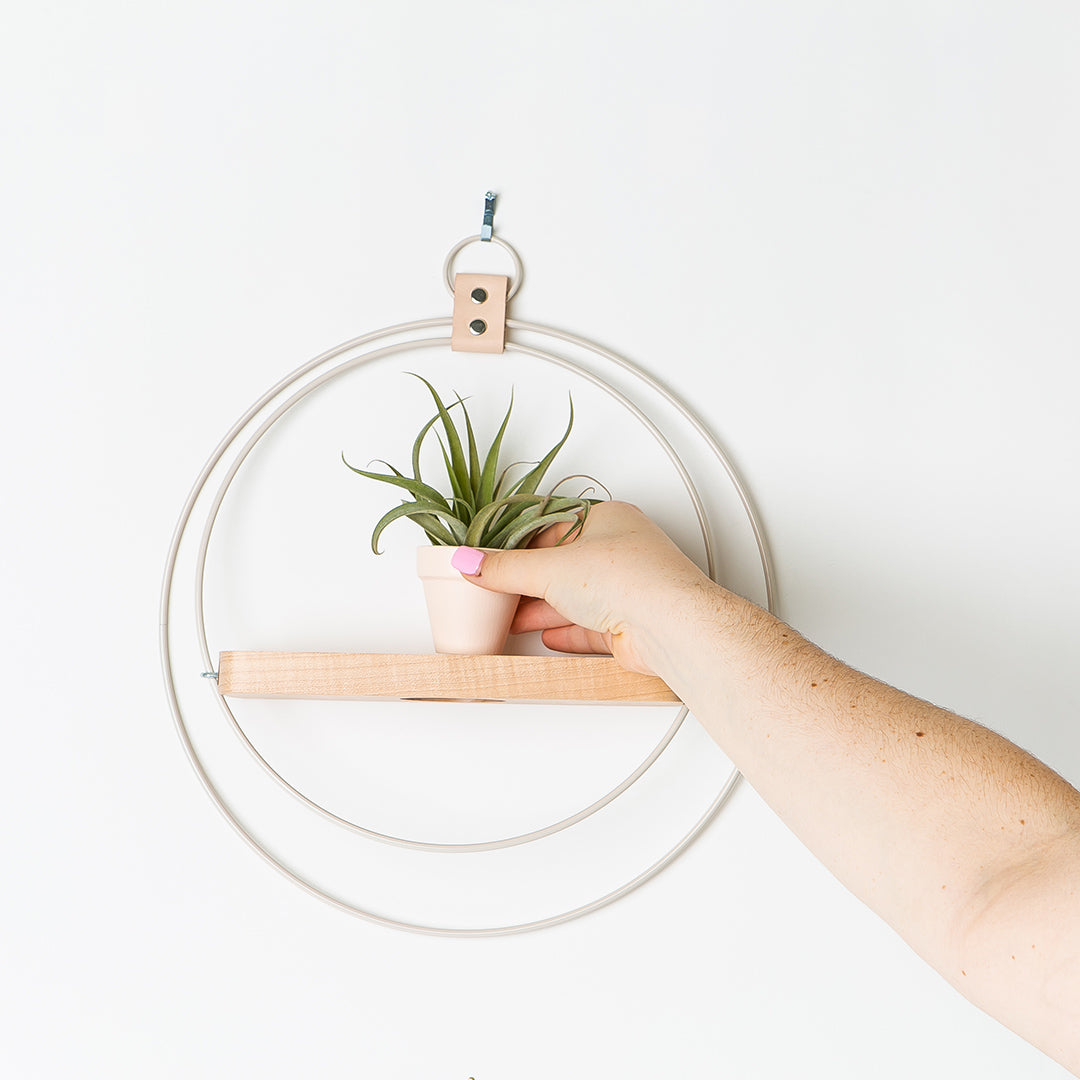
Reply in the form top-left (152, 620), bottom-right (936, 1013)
top-left (194, 335), bottom-right (699, 852)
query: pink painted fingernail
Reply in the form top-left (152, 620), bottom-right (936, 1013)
top-left (451, 546), bottom-right (485, 575)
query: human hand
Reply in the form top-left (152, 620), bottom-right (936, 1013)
top-left (451, 501), bottom-right (711, 675)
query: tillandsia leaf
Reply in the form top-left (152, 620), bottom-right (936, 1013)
top-left (500, 508), bottom-right (589, 551)
top-left (412, 375), bottom-right (471, 503)
top-left (454, 393), bottom-right (482, 501)
top-left (407, 399), bottom-right (467, 480)
top-left (547, 473), bottom-right (613, 502)
top-left (478, 391), bottom-right (514, 506)
top-left (464, 492), bottom-right (548, 548)
top-left (448, 496), bottom-right (476, 524)
top-left (462, 499), bottom-right (509, 549)
top-left (481, 473), bottom-right (588, 545)
top-left (347, 378), bottom-right (605, 555)
top-left (510, 396), bottom-right (575, 498)
top-left (366, 458), bottom-right (411, 483)
top-left (494, 460), bottom-right (533, 500)
top-left (370, 500), bottom-right (468, 553)
top-left (436, 436), bottom-right (474, 512)
top-left (396, 513), bottom-right (450, 546)
top-left (410, 411), bottom-right (443, 482)
top-left (483, 495), bottom-right (589, 549)
top-left (477, 485), bottom-right (541, 542)
top-left (341, 454), bottom-right (452, 510)
top-left (409, 512), bottom-right (461, 547)
top-left (482, 482), bottom-right (552, 543)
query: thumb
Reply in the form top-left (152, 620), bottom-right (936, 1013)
top-left (450, 545), bottom-right (557, 599)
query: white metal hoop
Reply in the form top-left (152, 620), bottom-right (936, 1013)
top-left (192, 334), bottom-right (692, 854)
top-left (160, 278), bottom-right (778, 938)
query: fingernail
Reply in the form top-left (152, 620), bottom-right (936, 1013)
top-left (451, 546), bottom-right (485, 576)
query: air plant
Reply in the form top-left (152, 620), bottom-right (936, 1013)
top-left (342, 375), bottom-right (603, 554)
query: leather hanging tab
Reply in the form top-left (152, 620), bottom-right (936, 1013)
top-left (451, 273), bottom-right (508, 353)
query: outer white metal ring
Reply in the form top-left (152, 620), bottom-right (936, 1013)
top-left (160, 303), bottom-right (778, 939)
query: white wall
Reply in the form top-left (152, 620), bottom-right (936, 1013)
top-left (3, 2), bottom-right (1077, 1077)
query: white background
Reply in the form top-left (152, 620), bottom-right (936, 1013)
top-left (2, 2), bottom-right (1078, 1077)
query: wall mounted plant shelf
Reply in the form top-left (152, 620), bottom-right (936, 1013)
top-left (160, 194), bottom-right (777, 936)
top-left (217, 652), bottom-right (680, 705)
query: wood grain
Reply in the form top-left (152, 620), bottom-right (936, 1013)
top-left (217, 652), bottom-right (680, 705)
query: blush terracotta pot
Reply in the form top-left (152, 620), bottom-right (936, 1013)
top-left (416, 546), bottom-right (520, 655)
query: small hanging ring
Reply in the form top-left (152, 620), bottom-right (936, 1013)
top-left (442, 235), bottom-right (524, 299)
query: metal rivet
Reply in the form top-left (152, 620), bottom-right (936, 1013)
top-left (468, 319), bottom-right (487, 336)
top-left (470, 287), bottom-right (488, 304)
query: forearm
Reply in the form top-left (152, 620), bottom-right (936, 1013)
top-left (638, 575), bottom-right (1080, 979)
top-left (467, 502), bottom-right (1080, 1069)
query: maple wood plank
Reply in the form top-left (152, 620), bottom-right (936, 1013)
top-left (217, 652), bottom-right (680, 706)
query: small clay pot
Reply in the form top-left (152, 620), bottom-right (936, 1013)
top-left (416, 546), bottom-right (520, 655)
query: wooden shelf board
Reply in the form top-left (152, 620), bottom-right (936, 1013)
top-left (218, 652), bottom-right (680, 706)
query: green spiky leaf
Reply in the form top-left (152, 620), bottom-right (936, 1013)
top-left (500, 509), bottom-right (587, 551)
top-left (344, 380), bottom-right (602, 552)
top-left (370, 500), bottom-right (468, 554)
top-left (412, 375), bottom-right (471, 502)
top-left (341, 455), bottom-right (451, 510)
top-left (507, 396), bottom-right (574, 497)
top-left (478, 392), bottom-right (513, 506)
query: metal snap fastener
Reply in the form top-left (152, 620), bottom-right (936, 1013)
top-left (468, 319), bottom-right (487, 335)
top-left (470, 287), bottom-right (488, 304)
